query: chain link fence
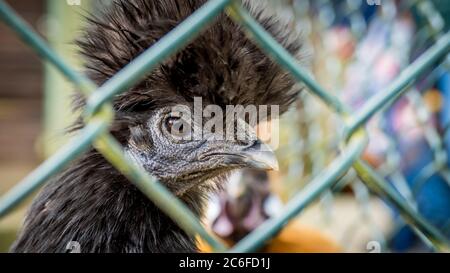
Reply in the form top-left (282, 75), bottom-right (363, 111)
top-left (0, 0), bottom-right (449, 252)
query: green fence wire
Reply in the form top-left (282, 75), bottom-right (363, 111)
top-left (0, 0), bottom-right (449, 252)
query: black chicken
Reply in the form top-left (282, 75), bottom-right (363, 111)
top-left (11, 0), bottom-right (303, 253)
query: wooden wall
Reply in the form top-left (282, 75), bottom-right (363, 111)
top-left (0, 0), bottom-right (45, 167)
top-left (0, 0), bottom-right (45, 252)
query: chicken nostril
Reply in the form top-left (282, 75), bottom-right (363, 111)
top-left (244, 139), bottom-right (262, 150)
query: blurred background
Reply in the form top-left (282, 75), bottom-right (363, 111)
top-left (0, 0), bottom-right (449, 252)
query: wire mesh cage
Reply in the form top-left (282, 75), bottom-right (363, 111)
top-left (0, 0), bottom-right (449, 253)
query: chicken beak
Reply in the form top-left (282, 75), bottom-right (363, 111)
top-left (237, 139), bottom-right (279, 171)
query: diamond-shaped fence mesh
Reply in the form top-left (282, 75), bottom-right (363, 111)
top-left (0, 0), bottom-right (449, 252)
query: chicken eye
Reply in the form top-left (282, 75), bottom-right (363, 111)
top-left (165, 116), bottom-right (181, 131)
top-left (164, 115), bottom-right (191, 140)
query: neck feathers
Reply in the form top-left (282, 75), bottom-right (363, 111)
top-left (11, 151), bottom-right (202, 253)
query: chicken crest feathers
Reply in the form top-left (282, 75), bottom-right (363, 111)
top-left (77, 0), bottom-right (304, 115)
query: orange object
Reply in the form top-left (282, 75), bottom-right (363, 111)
top-left (198, 221), bottom-right (341, 253)
top-left (423, 88), bottom-right (443, 113)
top-left (263, 221), bottom-right (341, 253)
